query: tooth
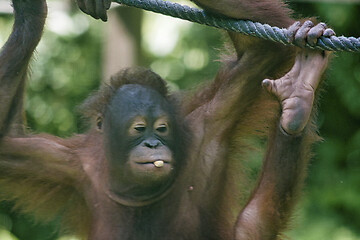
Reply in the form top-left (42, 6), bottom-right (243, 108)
top-left (154, 160), bottom-right (164, 168)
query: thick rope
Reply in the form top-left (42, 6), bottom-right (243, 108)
top-left (113, 0), bottom-right (360, 52)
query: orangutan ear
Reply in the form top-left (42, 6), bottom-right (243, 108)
top-left (96, 114), bottom-right (104, 132)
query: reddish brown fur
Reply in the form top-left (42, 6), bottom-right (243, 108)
top-left (80, 67), bottom-right (170, 119)
top-left (0, 0), bottom-right (326, 239)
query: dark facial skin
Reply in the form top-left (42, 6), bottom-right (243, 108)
top-left (103, 84), bottom-right (177, 200)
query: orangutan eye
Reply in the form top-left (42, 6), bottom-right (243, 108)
top-left (134, 126), bottom-right (146, 132)
top-left (154, 117), bottom-right (169, 136)
top-left (156, 124), bottom-right (167, 133)
top-left (129, 118), bottom-right (147, 136)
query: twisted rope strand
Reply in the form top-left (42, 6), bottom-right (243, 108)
top-left (113, 0), bottom-right (360, 52)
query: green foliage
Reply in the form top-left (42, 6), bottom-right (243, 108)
top-left (140, 13), bottom-right (222, 90)
top-left (25, 14), bottom-right (103, 137)
top-left (0, 12), bottom-right (103, 240)
top-left (287, 3), bottom-right (360, 239)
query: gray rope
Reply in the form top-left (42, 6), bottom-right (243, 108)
top-left (113, 0), bottom-right (360, 52)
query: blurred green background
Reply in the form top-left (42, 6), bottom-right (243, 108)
top-left (0, 0), bottom-right (359, 239)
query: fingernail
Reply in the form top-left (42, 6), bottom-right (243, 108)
top-left (262, 79), bottom-right (271, 88)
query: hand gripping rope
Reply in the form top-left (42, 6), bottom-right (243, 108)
top-left (113, 0), bottom-right (360, 52)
